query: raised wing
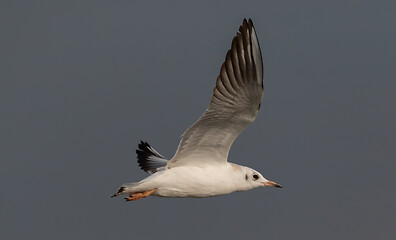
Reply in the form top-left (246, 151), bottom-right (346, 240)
top-left (167, 19), bottom-right (263, 168)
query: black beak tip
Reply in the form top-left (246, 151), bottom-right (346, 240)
top-left (275, 184), bottom-right (283, 188)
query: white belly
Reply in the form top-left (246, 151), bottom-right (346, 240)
top-left (141, 164), bottom-right (246, 198)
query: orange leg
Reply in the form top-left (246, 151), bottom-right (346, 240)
top-left (125, 189), bottom-right (156, 201)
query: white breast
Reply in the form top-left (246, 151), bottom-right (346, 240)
top-left (141, 163), bottom-right (251, 198)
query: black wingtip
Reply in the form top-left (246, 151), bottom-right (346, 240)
top-left (243, 18), bottom-right (248, 26)
top-left (239, 18), bottom-right (255, 36)
top-left (138, 140), bottom-right (148, 150)
top-left (136, 140), bottom-right (168, 174)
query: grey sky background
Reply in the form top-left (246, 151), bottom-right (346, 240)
top-left (1, 1), bottom-right (395, 239)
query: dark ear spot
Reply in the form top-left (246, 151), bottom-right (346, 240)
top-left (245, 174), bottom-right (248, 180)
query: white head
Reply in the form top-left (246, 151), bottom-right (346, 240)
top-left (239, 166), bottom-right (282, 190)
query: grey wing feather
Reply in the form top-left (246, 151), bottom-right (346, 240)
top-left (168, 19), bottom-right (263, 167)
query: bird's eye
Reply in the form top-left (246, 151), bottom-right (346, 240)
top-left (253, 174), bottom-right (259, 180)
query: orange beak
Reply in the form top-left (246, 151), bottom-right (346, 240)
top-left (263, 180), bottom-right (283, 188)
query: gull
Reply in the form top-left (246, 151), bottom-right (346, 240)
top-left (111, 19), bottom-right (282, 202)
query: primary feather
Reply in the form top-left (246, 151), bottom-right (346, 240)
top-left (167, 19), bottom-right (263, 168)
top-left (136, 141), bottom-right (168, 174)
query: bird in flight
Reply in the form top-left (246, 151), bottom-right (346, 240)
top-left (111, 19), bottom-right (282, 202)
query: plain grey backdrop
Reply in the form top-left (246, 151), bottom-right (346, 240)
top-left (1, 1), bottom-right (395, 239)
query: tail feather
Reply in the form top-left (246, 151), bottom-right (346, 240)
top-left (111, 141), bottom-right (167, 199)
top-left (110, 182), bottom-right (141, 198)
